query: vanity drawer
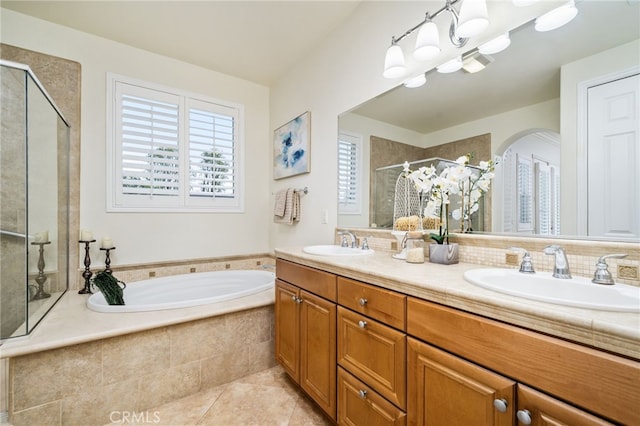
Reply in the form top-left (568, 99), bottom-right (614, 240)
top-left (338, 367), bottom-right (406, 426)
top-left (276, 259), bottom-right (337, 302)
top-left (337, 306), bottom-right (406, 409)
top-left (338, 277), bottom-right (406, 330)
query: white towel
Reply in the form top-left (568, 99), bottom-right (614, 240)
top-left (274, 188), bottom-right (301, 225)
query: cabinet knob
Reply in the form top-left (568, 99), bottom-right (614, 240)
top-left (358, 320), bottom-right (367, 329)
top-left (291, 295), bottom-right (297, 302)
top-left (493, 398), bottom-right (508, 413)
top-left (358, 298), bottom-right (368, 306)
top-left (358, 389), bottom-right (368, 399)
top-left (516, 410), bottom-right (532, 425)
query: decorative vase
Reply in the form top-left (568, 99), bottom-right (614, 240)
top-left (428, 243), bottom-right (459, 265)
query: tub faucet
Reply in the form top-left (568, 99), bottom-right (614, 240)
top-left (338, 231), bottom-right (357, 248)
top-left (543, 245), bottom-right (572, 279)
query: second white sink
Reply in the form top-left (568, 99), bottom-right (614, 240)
top-left (464, 268), bottom-right (640, 312)
top-left (303, 245), bottom-right (374, 256)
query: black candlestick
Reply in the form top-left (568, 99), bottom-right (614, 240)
top-left (100, 247), bottom-right (116, 274)
top-left (30, 241), bottom-right (52, 300)
top-left (78, 239), bottom-right (96, 294)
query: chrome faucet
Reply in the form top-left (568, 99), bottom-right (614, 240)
top-left (592, 253), bottom-right (627, 285)
top-left (543, 245), bottom-right (572, 279)
top-left (338, 231), bottom-right (357, 248)
top-left (509, 247), bottom-right (535, 274)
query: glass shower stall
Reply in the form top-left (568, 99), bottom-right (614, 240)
top-left (0, 60), bottom-right (70, 340)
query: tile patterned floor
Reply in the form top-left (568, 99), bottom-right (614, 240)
top-left (106, 365), bottom-right (333, 425)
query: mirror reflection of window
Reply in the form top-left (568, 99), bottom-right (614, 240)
top-left (534, 159), bottom-right (560, 235)
top-left (338, 132), bottom-right (362, 215)
top-left (517, 155), bottom-right (533, 232)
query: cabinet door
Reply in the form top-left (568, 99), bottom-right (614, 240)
top-left (408, 337), bottom-right (515, 426)
top-left (338, 306), bottom-right (406, 409)
top-left (300, 289), bottom-right (337, 420)
top-left (516, 385), bottom-right (614, 426)
top-left (275, 280), bottom-right (300, 381)
top-left (338, 367), bottom-right (406, 426)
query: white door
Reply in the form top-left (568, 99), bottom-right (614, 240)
top-left (587, 73), bottom-right (640, 240)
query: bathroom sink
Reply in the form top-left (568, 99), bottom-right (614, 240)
top-left (303, 245), bottom-right (374, 256)
top-left (464, 268), bottom-right (640, 312)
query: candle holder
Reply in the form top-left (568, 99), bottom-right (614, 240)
top-left (78, 239), bottom-right (96, 294)
top-left (30, 241), bottom-right (52, 300)
top-left (100, 246), bottom-right (116, 274)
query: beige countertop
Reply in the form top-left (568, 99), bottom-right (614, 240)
top-left (275, 247), bottom-right (640, 360)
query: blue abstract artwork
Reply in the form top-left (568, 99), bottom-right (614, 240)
top-left (274, 111), bottom-right (310, 179)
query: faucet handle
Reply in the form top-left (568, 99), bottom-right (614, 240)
top-left (361, 236), bottom-right (373, 250)
top-left (592, 254), bottom-right (628, 285)
top-left (339, 234), bottom-right (349, 247)
top-left (509, 247), bottom-right (535, 274)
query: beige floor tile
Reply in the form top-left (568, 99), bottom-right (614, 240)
top-left (102, 365), bottom-right (332, 426)
top-left (196, 381), bottom-right (297, 425)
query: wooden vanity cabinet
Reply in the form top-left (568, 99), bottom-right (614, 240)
top-left (275, 259), bottom-right (337, 421)
top-left (336, 277), bottom-right (407, 424)
top-left (337, 306), bottom-right (406, 408)
top-left (338, 367), bottom-right (407, 426)
top-left (516, 384), bottom-right (614, 426)
top-left (407, 297), bottom-right (639, 426)
top-left (407, 337), bottom-right (515, 426)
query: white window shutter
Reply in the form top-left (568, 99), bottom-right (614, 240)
top-left (338, 133), bottom-right (362, 214)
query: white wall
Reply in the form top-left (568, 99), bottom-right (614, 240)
top-left (269, 1), bottom-right (556, 249)
top-left (1, 8), bottom-right (271, 266)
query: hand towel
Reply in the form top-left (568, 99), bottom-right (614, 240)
top-left (274, 188), bottom-right (301, 225)
top-left (274, 188), bottom-right (288, 217)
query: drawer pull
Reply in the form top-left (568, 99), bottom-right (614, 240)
top-left (358, 320), bottom-right (367, 329)
top-left (516, 410), bottom-right (532, 425)
top-left (358, 389), bottom-right (368, 399)
top-left (358, 298), bottom-right (368, 306)
top-left (493, 398), bottom-right (508, 413)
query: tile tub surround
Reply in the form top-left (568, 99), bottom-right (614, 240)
top-left (275, 246), bottom-right (640, 360)
top-left (5, 302), bottom-right (275, 426)
top-left (1, 255), bottom-right (277, 425)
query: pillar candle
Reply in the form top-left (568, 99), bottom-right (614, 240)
top-left (34, 231), bottom-right (49, 243)
top-left (80, 229), bottom-right (93, 241)
top-left (101, 237), bottom-right (114, 249)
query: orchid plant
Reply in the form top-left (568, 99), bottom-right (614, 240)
top-left (407, 154), bottom-right (496, 244)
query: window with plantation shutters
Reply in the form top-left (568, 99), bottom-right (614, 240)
top-left (107, 74), bottom-right (243, 212)
top-left (338, 132), bottom-right (362, 214)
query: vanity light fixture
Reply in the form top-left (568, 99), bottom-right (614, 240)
top-left (403, 73), bottom-right (427, 88)
top-left (455, 0), bottom-right (489, 39)
top-left (478, 32), bottom-right (511, 55)
top-left (437, 56), bottom-right (463, 73)
top-left (534, 0), bottom-right (578, 32)
top-left (414, 18), bottom-right (441, 61)
top-left (383, 43), bottom-right (408, 79)
top-left (383, 0), bottom-right (491, 79)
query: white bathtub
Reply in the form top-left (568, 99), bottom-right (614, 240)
top-left (86, 270), bottom-right (275, 313)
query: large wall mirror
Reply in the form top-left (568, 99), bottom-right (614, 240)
top-left (338, 1), bottom-right (639, 242)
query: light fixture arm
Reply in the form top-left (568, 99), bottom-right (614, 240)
top-left (446, 0), bottom-right (469, 48)
top-left (388, 0), bottom-right (467, 48)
